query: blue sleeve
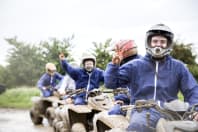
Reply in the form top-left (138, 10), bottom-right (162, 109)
top-left (55, 72), bottom-right (63, 80)
top-left (179, 64), bottom-right (198, 106)
top-left (118, 63), bottom-right (132, 88)
top-left (99, 68), bottom-right (104, 83)
top-left (60, 59), bottom-right (79, 80)
top-left (37, 74), bottom-right (47, 89)
top-left (104, 63), bottom-right (120, 89)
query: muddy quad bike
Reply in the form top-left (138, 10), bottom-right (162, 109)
top-left (94, 100), bottom-right (198, 132)
top-left (53, 88), bottom-right (125, 132)
top-left (93, 104), bottom-right (133, 132)
top-left (30, 93), bottom-right (65, 126)
top-left (156, 101), bottom-right (198, 132)
top-left (52, 88), bottom-right (88, 131)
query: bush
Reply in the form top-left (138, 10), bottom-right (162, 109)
top-left (0, 86), bottom-right (40, 109)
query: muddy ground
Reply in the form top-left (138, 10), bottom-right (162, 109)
top-left (0, 108), bottom-right (53, 132)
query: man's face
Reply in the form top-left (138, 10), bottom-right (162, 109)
top-left (47, 69), bottom-right (56, 76)
top-left (84, 60), bottom-right (94, 72)
top-left (150, 36), bottom-right (168, 48)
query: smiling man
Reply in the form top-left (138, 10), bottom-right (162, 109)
top-left (59, 53), bottom-right (104, 105)
top-left (104, 24), bottom-right (198, 132)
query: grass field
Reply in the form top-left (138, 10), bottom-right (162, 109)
top-left (0, 86), bottom-right (40, 109)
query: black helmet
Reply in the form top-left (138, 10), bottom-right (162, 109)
top-left (145, 24), bottom-right (174, 58)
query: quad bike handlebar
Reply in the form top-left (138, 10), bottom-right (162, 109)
top-left (61, 87), bottom-right (129, 99)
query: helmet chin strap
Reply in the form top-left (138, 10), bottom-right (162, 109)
top-left (147, 47), bottom-right (171, 59)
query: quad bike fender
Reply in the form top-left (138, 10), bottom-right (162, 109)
top-left (156, 118), bottom-right (198, 132)
top-left (31, 96), bottom-right (42, 104)
top-left (93, 110), bottom-right (129, 132)
top-left (41, 96), bottom-right (65, 105)
top-left (67, 104), bottom-right (92, 113)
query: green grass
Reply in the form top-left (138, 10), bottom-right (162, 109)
top-left (178, 91), bottom-right (184, 101)
top-left (0, 86), bottom-right (40, 109)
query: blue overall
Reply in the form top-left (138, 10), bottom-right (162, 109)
top-left (105, 54), bottom-right (198, 131)
top-left (37, 72), bottom-right (63, 97)
top-left (61, 59), bottom-right (104, 105)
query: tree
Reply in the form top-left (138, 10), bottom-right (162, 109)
top-left (5, 37), bottom-right (45, 87)
top-left (171, 41), bottom-right (197, 65)
top-left (91, 39), bottom-right (112, 70)
top-left (170, 41), bottom-right (198, 81)
top-left (39, 35), bottom-right (75, 74)
top-left (0, 65), bottom-right (7, 86)
top-left (2, 36), bottom-right (75, 88)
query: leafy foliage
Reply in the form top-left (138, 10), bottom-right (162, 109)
top-left (171, 41), bottom-right (197, 65)
top-left (1, 36), bottom-right (74, 88)
top-left (0, 65), bottom-right (7, 86)
top-left (38, 36), bottom-right (75, 74)
top-left (91, 39), bottom-right (112, 70)
top-left (187, 64), bottom-right (198, 82)
top-left (170, 41), bottom-right (198, 81)
top-left (5, 37), bottom-right (44, 87)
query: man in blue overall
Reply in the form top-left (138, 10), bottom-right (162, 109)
top-left (59, 53), bottom-right (104, 105)
top-left (104, 24), bottom-right (198, 131)
top-left (107, 39), bottom-right (142, 115)
top-left (37, 62), bottom-right (63, 97)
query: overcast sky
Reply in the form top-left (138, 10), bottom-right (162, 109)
top-left (0, 0), bottom-right (198, 65)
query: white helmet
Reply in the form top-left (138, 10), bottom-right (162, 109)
top-left (81, 53), bottom-right (96, 66)
top-left (45, 63), bottom-right (56, 73)
top-left (145, 24), bottom-right (174, 58)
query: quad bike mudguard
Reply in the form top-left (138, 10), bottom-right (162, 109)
top-left (93, 110), bottom-right (129, 132)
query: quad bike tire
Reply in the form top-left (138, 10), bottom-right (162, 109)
top-left (54, 121), bottom-right (69, 132)
top-left (53, 119), bottom-right (59, 132)
top-left (46, 107), bottom-right (55, 126)
top-left (71, 123), bottom-right (86, 132)
top-left (30, 107), bottom-right (43, 125)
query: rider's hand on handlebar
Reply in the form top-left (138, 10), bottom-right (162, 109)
top-left (114, 100), bottom-right (124, 105)
top-left (59, 53), bottom-right (65, 60)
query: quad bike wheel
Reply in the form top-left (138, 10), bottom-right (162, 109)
top-left (46, 107), bottom-right (55, 126)
top-left (71, 123), bottom-right (86, 132)
top-left (53, 119), bottom-right (59, 132)
top-left (30, 107), bottom-right (43, 125)
top-left (54, 121), bottom-right (69, 132)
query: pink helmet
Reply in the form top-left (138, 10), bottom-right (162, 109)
top-left (113, 40), bottom-right (137, 58)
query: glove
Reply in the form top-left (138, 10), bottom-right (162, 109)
top-left (108, 104), bottom-right (125, 115)
top-left (114, 94), bottom-right (130, 105)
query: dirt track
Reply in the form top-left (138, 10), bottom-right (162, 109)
top-left (0, 108), bottom-right (53, 132)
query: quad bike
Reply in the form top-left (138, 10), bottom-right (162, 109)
top-left (53, 88), bottom-right (128, 132)
top-left (93, 104), bottom-right (133, 132)
top-left (93, 99), bottom-right (198, 132)
top-left (29, 91), bottom-right (65, 126)
top-left (156, 101), bottom-right (198, 132)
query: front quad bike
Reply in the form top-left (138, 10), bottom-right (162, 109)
top-left (156, 102), bottom-right (198, 132)
top-left (93, 105), bottom-right (133, 132)
top-left (54, 89), bottom-right (114, 132)
top-left (94, 100), bottom-right (198, 132)
top-left (30, 96), bottom-right (65, 126)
